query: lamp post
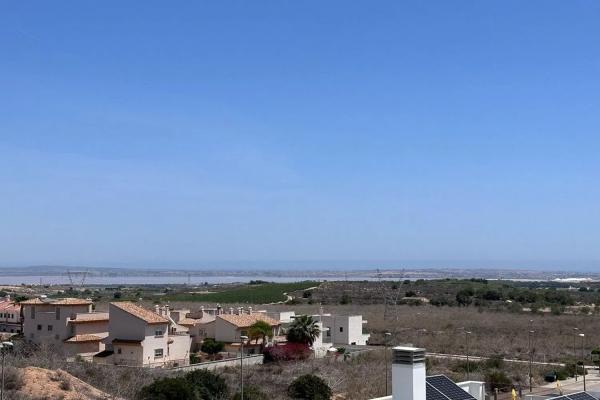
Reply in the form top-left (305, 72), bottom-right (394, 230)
top-left (465, 331), bottom-right (472, 380)
top-left (528, 330), bottom-right (535, 392)
top-left (1, 341), bottom-right (14, 400)
top-left (239, 335), bottom-right (248, 400)
top-left (573, 328), bottom-right (579, 381)
top-left (579, 333), bottom-right (586, 392)
top-left (385, 332), bottom-right (391, 396)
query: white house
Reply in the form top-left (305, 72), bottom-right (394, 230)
top-left (316, 313), bottom-right (370, 346)
top-left (96, 302), bottom-right (191, 368)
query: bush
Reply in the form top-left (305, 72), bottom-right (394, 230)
top-left (264, 343), bottom-right (312, 362)
top-left (185, 369), bottom-right (228, 399)
top-left (3, 366), bottom-right (24, 391)
top-left (137, 377), bottom-right (195, 400)
top-left (201, 338), bottom-right (225, 355)
top-left (288, 374), bottom-right (332, 400)
top-left (232, 385), bottom-right (269, 400)
top-left (485, 370), bottom-right (511, 392)
top-left (340, 294), bottom-right (351, 305)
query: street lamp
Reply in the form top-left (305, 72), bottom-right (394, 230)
top-left (239, 335), bottom-right (248, 400)
top-left (579, 333), bottom-right (586, 392)
top-left (573, 328), bottom-right (579, 381)
top-left (1, 341), bottom-right (14, 400)
top-left (385, 332), bottom-right (392, 396)
top-left (528, 330), bottom-right (535, 392)
top-left (465, 331), bottom-right (472, 380)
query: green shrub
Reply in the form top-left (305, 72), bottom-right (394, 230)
top-left (485, 370), bottom-right (511, 392)
top-left (288, 374), bottom-right (332, 400)
top-left (201, 338), bottom-right (225, 355)
top-left (232, 385), bottom-right (269, 400)
top-left (137, 377), bottom-right (195, 400)
top-left (185, 369), bottom-right (228, 399)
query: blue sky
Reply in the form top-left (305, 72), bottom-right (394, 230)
top-left (1, 1), bottom-right (599, 270)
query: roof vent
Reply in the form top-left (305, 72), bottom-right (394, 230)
top-left (393, 346), bottom-right (426, 365)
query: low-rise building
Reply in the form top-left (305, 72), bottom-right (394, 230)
top-left (315, 313), bottom-right (370, 346)
top-left (0, 296), bottom-right (21, 334)
top-left (96, 302), bottom-right (191, 368)
top-left (21, 298), bottom-right (108, 355)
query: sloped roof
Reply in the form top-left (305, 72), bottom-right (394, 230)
top-left (111, 302), bottom-right (169, 325)
top-left (178, 314), bottom-right (216, 327)
top-left (0, 300), bottom-right (19, 312)
top-left (218, 313), bottom-right (279, 328)
top-left (69, 312), bottom-right (109, 323)
top-left (64, 334), bottom-right (103, 343)
top-left (20, 298), bottom-right (91, 306)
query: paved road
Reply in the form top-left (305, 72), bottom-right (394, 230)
top-left (427, 352), bottom-right (597, 370)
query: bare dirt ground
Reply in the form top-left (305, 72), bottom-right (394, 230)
top-left (12, 367), bottom-right (116, 400)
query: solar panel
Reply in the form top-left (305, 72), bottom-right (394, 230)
top-left (426, 375), bottom-right (476, 400)
top-left (567, 393), bottom-right (598, 400)
top-left (549, 396), bottom-right (570, 400)
top-left (427, 382), bottom-right (451, 400)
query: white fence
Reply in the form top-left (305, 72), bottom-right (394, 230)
top-left (168, 354), bottom-right (264, 372)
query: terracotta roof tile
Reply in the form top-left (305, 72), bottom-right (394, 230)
top-left (111, 302), bottom-right (169, 325)
top-left (70, 312), bottom-right (109, 323)
top-left (218, 313), bottom-right (279, 328)
top-left (64, 334), bottom-right (102, 343)
top-left (20, 298), bottom-right (91, 306)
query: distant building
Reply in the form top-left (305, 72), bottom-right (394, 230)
top-left (95, 302), bottom-right (191, 368)
top-left (21, 297), bottom-right (108, 357)
top-left (314, 312), bottom-right (370, 346)
top-left (0, 295), bottom-right (21, 334)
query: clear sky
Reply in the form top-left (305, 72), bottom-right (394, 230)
top-left (1, 2), bottom-right (599, 270)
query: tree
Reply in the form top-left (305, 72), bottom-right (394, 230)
top-left (248, 320), bottom-right (273, 350)
top-left (137, 377), bottom-right (195, 400)
top-left (201, 338), bottom-right (225, 355)
top-left (286, 315), bottom-right (321, 346)
top-left (185, 369), bottom-right (228, 400)
top-left (287, 374), bottom-right (332, 400)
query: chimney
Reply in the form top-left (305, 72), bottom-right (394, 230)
top-left (155, 305), bottom-right (160, 314)
top-left (248, 307), bottom-right (252, 315)
top-left (165, 305), bottom-right (170, 317)
top-left (392, 346), bottom-right (426, 400)
top-left (237, 307), bottom-right (242, 315)
top-left (229, 307), bottom-right (234, 315)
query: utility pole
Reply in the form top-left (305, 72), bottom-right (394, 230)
top-left (240, 335), bottom-right (248, 400)
top-left (1, 342), bottom-right (14, 400)
top-left (385, 332), bottom-right (391, 396)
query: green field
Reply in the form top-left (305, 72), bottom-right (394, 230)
top-left (162, 281), bottom-right (319, 304)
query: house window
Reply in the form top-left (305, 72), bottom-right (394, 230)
top-left (339, 327), bottom-right (343, 333)
top-left (48, 325), bottom-right (53, 331)
top-left (154, 330), bottom-right (164, 337)
top-left (240, 330), bottom-right (248, 337)
top-left (154, 349), bottom-right (164, 358)
top-left (326, 330), bottom-right (331, 337)
top-left (55, 334), bottom-right (59, 340)
top-left (37, 324), bottom-right (42, 331)
top-left (31, 306), bottom-right (35, 319)
top-left (117, 348), bottom-right (122, 354)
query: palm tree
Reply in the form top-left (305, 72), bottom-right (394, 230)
top-left (286, 315), bottom-right (320, 346)
top-left (248, 320), bottom-right (273, 350)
